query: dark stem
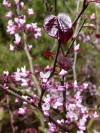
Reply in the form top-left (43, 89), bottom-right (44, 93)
top-left (61, 45), bottom-right (65, 56)
top-left (0, 84), bottom-right (38, 108)
top-left (72, 3), bottom-right (88, 26)
top-left (48, 40), bottom-right (61, 79)
top-left (54, 0), bottom-right (57, 15)
top-left (38, 89), bottom-right (45, 108)
top-left (65, 19), bottom-right (87, 56)
top-left (83, 0), bottom-right (87, 8)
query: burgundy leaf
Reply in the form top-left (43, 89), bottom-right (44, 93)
top-left (43, 13), bottom-right (73, 45)
top-left (44, 51), bottom-right (54, 58)
top-left (57, 55), bottom-right (72, 71)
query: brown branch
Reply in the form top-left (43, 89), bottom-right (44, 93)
top-left (65, 19), bottom-right (87, 56)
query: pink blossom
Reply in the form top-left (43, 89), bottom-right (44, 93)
top-left (13, 68), bottom-right (21, 81)
top-left (48, 122), bottom-right (57, 133)
top-left (27, 8), bottom-right (34, 15)
top-left (14, 33), bottom-right (21, 45)
top-left (18, 107), bottom-right (27, 115)
top-left (73, 80), bottom-right (78, 88)
top-left (10, 44), bottom-right (15, 51)
top-left (44, 65), bottom-right (53, 71)
top-left (7, 20), bottom-right (16, 34)
top-left (27, 44), bottom-right (32, 51)
top-left (83, 83), bottom-right (88, 89)
top-left (4, 83), bottom-right (9, 90)
top-left (90, 111), bottom-right (99, 118)
top-left (21, 79), bottom-right (31, 87)
top-left (5, 11), bottom-right (13, 18)
top-left (26, 23), bottom-right (37, 31)
top-left (77, 115), bottom-right (88, 131)
top-left (57, 86), bottom-right (65, 91)
top-left (20, 66), bottom-right (30, 77)
top-left (15, 98), bottom-right (19, 103)
top-left (3, 0), bottom-right (9, 7)
top-left (14, 15), bottom-right (26, 27)
top-left (90, 13), bottom-right (96, 20)
top-left (34, 32), bottom-right (41, 39)
top-left (42, 103), bottom-right (50, 111)
top-left (14, 0), bottom-right (19, 5)
top-left (57, 119), bottom-right (64, 126)
top-left (3, 0), bottom-right (12, 8)
top-left (3, 71), bottom-right (9, 77)
top-left (73, 44), bottom-right (80, 52)
top-left (20, 2), bottom-right (24, 8)
top-left (59, 69), bottom-right (67, 76)
top-left (66, 103), bottom-right (75, 111)
top-left (53, 97), bottom-right (63, 109)
top-left (43, 110), bottom-right (49, 117)
top-left (40, 71), bottom-right (50, 83)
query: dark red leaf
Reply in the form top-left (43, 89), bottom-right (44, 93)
top-left (43, 13), bottom-right (73, 45)
top-left (57, 55), bottom-right (72, 71)
top-left (44, 51), bottom-right (54, 58)
top-left (96, 33), bottom-right (100, 38)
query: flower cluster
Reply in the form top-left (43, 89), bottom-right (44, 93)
top-left (3, 0), bottom-right (41, 51)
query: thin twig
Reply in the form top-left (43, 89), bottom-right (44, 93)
top-left (65, 19), bottom-right (87, 56)
top-left (54, 0), bottom-right (57, 15)
top-left (49, 40), bottom-right (61, 79)
top-left (7, 97), bottom-right (15, 133)
top-left (23, 32), bottom-right (41, 95)
top-left (44, 0), bottom-right (50, 14)
top-left (72, 2), bottom-right (88, 26)
top-left (16, 3), bottom-right (41, 96)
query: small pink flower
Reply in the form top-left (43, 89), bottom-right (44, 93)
top-left (57, 86), bottom-right (65, 91)
top-left (21, 79), bottom-right (31, 87)
top-left (3, 0), bottom-right (12, 8)
top-left (10, 44), bottom-right (15, 51)
top-left (73, 80), bottom-right (78, 88)
top-left (20, 2), bottom-right (24, 8)
top-left (73, 44), bottom-right (80, 52)
top-left (34, 32), bottom-right (41, 39)
top-left (18, 107), bottom-right (27, 115)
top-left (90, 13), bottom-right (96, 20)
top-left (15, 0), bottom-right (19, 5)
top-left (42, 103), bottom-right (50, 111)
top-left (59, 69), bottom-right (67, 76)
top-left (15, 98), bottom-right (19, 103)
top-left (4, 83), bottom-right (9, 90)
top-left (43, 110), bottom-right (49, 117)
top-left (40, 71), bottom-right (50, 83)
top-left (27, 45), bottom-right (32, 51)
top-left (3, 0), bottom-right (9, 6)
top-left (5, 11), bottom-right (13, 18)
top-left (27, 8), bottom-right (34, 15)
top-left (7, 20), bottom-right (16, 34)
top-left (14, 33), bottom-right (21, 45)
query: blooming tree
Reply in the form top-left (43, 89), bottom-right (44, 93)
top-left (0, 0), bottom-right (100, 132)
